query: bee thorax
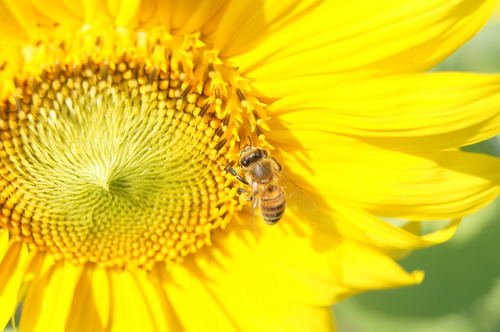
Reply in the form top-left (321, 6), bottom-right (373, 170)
top-left (251, 164), bottom-right (273, 182)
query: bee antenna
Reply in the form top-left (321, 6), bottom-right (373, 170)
top-left (238, 137), bottom-right (253, 151)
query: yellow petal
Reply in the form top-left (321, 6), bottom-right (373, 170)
top-left (311, 202), bottom-right (460, 255)
top-left (223, 0), bottom-right (497, 98)
top-left (136, 0), bottom-right (160, 27)
top-left (267, 73), bottom-right (500, 151)
top-left (0, 0), bottom-right (36, 43)
top-left (327, 239), bottom-right (424, 294)
top-left (251, 208), bottom-right (424, 295)
top-left (156, 0), bottom-right (227, 34)
top-left (21, 250), bottom-right (49, 285)
top-left (19, 261), bottom-right (82, 332)
top-left (107, 0), bottom-right (141, 26)
top-left (201, 214), bottom-right (340, 307)
top-left (0, 240), bottom-right (28, 329)
top-left (160, 261), bottom-right (241, 332)
top-left (268, 213), bottom-right (424, 299)
top-left (31, 0), bottom-right (84, 26)
top-left (0, 228), bottom-right (8, 259)
top-left (60, 0), bottom-right (86, 18)
top-left (278, 148), bottom-right (500, 220)
top-left (133, 268), bottom-right (180, 332)
top-left (107, 268), bottom-right (162, 332)
top-left (80, 0), bottom-right (100, 22)
top-left (183, 245), bottom-right (336, 332)
top-left (168, 214), bottom-right (422, 331)
top-left (214, 0), bottom-right (322, 57)
top-left (66, 265), bottom-right (109, 332)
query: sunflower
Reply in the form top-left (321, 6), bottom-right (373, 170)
top-left (2, 0), bottom-right (500, 331)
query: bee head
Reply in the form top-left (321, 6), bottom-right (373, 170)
top-left (239, 147), bottom-right (268, 167)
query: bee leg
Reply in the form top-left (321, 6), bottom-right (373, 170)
top-left (236, 187), bottom-right (253, 202)
top-left (271, 157), bottom-right (282, 171)
top-left (227, 166), bottom-right (253, 202)
top-left (226, 166), bottom-right (249, 185)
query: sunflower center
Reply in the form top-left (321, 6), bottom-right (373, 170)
top-left (0, 27), bottom-right (268, 269)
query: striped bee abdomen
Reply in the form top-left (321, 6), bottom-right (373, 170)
top-left (260, 188), bottom-right (287, 225)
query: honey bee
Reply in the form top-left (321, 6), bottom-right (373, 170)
top-left (227, 146), bottom-right (314, 228)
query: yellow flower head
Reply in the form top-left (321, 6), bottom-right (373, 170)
top-left (1, 0), bottom-right (500, 331)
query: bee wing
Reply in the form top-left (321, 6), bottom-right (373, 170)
top-left (251, 179), bottom-right (260, 211)
top-left (275, 171), bottom-right (316, 212)
top-left (250, 180), bottom-right (267, 238)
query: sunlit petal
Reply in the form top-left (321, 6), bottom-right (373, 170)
top-left (19, 262), bottom-right (82, 332)
top-left (277, 148), bottom-right (500, 220)
top-left (267, 73), bottom-right (500, 151)
top-left (0, 240), bottom-right (28, 328)
top-left (227, 0), bottom-right (497, 97)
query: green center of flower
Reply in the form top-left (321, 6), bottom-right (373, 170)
top-left (0, 28), bottom-right (269, 269)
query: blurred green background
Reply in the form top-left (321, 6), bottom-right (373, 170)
top-left (335, 14), bottom-right (500, 332)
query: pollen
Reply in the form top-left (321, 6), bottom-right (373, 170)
top-left (0, 26), bottom-right (270, 269)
